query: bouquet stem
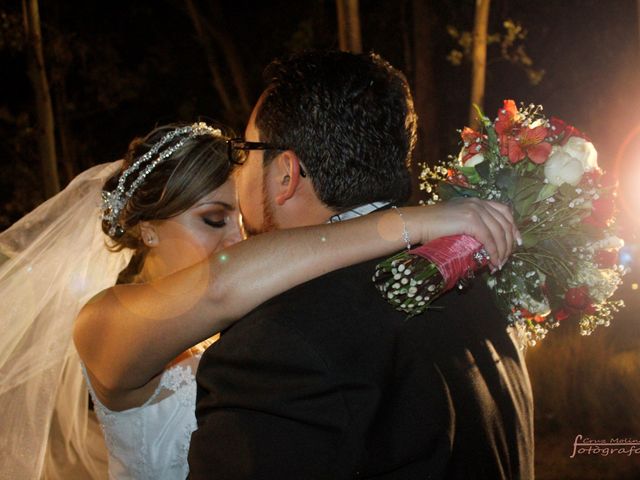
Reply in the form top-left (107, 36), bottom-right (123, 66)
top-left (373, 234), bottom-right (490, 315)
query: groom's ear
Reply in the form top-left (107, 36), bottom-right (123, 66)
top-left (273, 151), bottom-right (304, 206)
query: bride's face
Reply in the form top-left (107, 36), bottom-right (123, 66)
top-left (144, 178), bottom-right (243, 276)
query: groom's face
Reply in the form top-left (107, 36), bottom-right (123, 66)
top-left (236, 98), bottom-right (278, 236)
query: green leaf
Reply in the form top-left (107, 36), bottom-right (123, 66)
top-left (457, 165), bottom-right (481, 184)
top-left (514, 176), bottom-right (539, 199)
top-left (513, 177), bottom-right (540, 216)
top-left (558, 183), bottom-right (577, 198)
top-left (437, 182), bottom-right (479, 200)
top-left (525, 161), bottom-right (538, 172)
top-left (486, 125), bottom-right (498, 150)
top-left (521, 232), bottom-right (539, 248)
top-left (472, 104), bottom-right (491, 128)
top-left (515, 193), bottom-right (537, 217)
top-left (535, 183), bottom-right (558, 203)
top-left (495, 169), bottom-right (517, 196)
top-left (475, 159), bottom-right (492, 179)
top-left (437, 182), bottom-right (459, 200)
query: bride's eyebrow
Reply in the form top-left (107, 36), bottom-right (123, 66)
top-left (195, 200), bottom-right (235, 210)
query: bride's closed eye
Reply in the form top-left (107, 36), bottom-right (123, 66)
top-left (195, 199), bottom-right (235, 229)
top-left (203, 215), bottom-right (229, 229)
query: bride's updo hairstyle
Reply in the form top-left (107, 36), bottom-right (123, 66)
top-left (101, 122), bottom-right (243, 282)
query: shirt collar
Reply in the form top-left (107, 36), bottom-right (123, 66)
top-left (328, 201), bottom-right (391, 223)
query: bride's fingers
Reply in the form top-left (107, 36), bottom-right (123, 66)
top-left (487, 200), bottom-right (522, 246)
top-left (488, 207), bottom-right (515, 268)
top-left (467, 205), bottom-right (506, 269)
top-left (481, 213), bottom-right (508, 268)
top-left (439, 197), bottom-right (518, 267)
top-left (477, 203), bottom-right (515, 267)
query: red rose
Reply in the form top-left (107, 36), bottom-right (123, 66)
top-left (594, 249), bottom-right (618, 268)
top-left (583, 195), bottom-right (616, 228)
top-left (460, 127), bottom-right (486, 163)
top-left (549, 117), bottom-right (590, 144)
top-left (579, 169), bottom-right (602, 187)
top-left (564, 286), bottom-right (595, 314)
top-left (554, 308), bottom-right (570, 322)
top-left (598, 171), bottom-right (618, 189)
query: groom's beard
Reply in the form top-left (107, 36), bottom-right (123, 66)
top-left (243, 179), bottom-right (278, 237)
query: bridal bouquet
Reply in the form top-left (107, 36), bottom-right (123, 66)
top-left (374, 100), bottom-right (627, 346)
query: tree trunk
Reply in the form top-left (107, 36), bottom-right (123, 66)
top-left (207, 25), bottom-right (251, 118)
top-left (205, 0), bottom-right (251, 118)
top-left (410, 0), bottom-right (439, 204)
top-left (336, 0), bottom-right (362, 53)
top-left (184, 0), bottom-right (236, 121)
top-left (469, 0), bottom-right (490, 129)
top-left (54, 85), bottom-right (76, 184)
top-left (23, 0), bottom-right (60, 198)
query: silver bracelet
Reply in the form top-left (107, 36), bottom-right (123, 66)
top-left (391, 206), bottom-right (411, 250)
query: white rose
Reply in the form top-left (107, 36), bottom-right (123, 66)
top-left (465, 153), bottom-right (485, 167)
top-left (544, 151), bottom-right (584, 186)
top-left (544, 137), bottom-right (598, 186)
top-left (561, 136), bottom-right (598, 171)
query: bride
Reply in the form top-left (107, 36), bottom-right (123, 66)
top-left (0, 121), bottom-right (517, 479)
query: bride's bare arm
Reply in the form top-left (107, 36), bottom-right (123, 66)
top-left (74, 198), bottom-right (518, 398)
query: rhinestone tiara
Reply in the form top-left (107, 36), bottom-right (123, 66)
top-left (102, 122), bottom-right (222, 237)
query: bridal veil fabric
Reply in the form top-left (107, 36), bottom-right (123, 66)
top-left (0, 161), bottom-right (132, 479)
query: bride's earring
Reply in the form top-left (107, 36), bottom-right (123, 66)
top-left (139, 222), bottom-right (158, 247)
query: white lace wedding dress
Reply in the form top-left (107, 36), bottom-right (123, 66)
top-left (82, 339), bottom-right (215, 480)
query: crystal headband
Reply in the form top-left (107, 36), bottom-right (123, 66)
top-left (102, 122), bottom-right (223, 237)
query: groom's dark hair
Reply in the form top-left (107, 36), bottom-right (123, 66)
top-left (255, 50), bottom-right (417, 210)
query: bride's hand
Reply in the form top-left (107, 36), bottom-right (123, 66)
top-left (404, 198), bottom-right (521, 269)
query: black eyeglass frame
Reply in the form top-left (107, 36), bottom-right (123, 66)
top-left (226, 138), bottom-right (306, 177)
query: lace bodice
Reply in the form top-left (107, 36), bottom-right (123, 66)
top-left (82, 339), bottom-right (215, 479)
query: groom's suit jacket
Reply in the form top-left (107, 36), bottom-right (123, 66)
top-left (189, 258), bottom-right (534, 479)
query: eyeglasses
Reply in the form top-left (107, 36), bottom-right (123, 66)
top-left (226, 138), bottom-right (306, 177)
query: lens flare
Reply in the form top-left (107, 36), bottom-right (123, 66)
top-left (614, 124), bottom-right (640, 226)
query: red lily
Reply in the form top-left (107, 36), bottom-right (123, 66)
top-left (501, 125), bottom-right (552, 164)
top-left (495, 100), bottom-right (519, 136)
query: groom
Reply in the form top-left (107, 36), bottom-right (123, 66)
top-left (189, 51), bottom-right (534, 479)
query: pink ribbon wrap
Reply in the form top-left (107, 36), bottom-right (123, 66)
top-left (409, 234), bottom-right (488, 291)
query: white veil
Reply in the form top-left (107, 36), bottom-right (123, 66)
top-left (0, 161), bottom-right (132, 479)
